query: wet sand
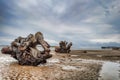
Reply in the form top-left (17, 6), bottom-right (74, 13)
top-left (0, 49), bottom-right (120, 80)
top-left (0, 51), bottom-right (102, 80)
top-left (70, 49), bottom-right (120, 61)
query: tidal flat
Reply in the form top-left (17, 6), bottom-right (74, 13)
top-left (0, 49), bottom-right (120, 80)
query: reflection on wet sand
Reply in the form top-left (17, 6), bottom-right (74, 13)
top-left (99, 62), bottom-right (120, 80)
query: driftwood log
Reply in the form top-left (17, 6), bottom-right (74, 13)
top-left (55, 41), bottom-right (72, 53)
top-left (1, 32), bottom-right (52, 66)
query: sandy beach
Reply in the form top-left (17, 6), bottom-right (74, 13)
top-left (0, 49), bottom-right (120, 80)
top-left (70, 49), bottom-right (120, 61)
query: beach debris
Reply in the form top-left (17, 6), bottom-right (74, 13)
top-left (1, 32), bottom-right (52, 66)
top-left (55, 41), bottom-right (72, 53)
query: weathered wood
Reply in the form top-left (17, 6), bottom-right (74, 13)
top-left (1, 32), bottom-right (52, 66)
top-left (55, 41), bottom-right (72, 53)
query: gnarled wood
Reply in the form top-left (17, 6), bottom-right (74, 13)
top-left (55, 41), bottom-right (72, 53)
top-left (1, 32), bottom-right (52, 66)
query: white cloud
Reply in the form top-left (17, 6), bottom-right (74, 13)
top-left (45, 39), bottom-right (58, 44)
top-left (90, 34), bottom-right (120, 43)
top-left (53, 2), bottom-right (66, 14)
top-left (90, 39), bottom-right (120, 43)
top-left (0, 36), bottom-right (14, 45)
top-left (2, 26), bottom-right (33, 37)
top-left (16, 0), bottom-right (38, 9)
top-left (0, 38), bottom-right (13, 42)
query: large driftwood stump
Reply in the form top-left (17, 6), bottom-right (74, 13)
top-left (55, 41), bottom-right (72, 53)
top-left (1, 32), bottom-right (52, 66)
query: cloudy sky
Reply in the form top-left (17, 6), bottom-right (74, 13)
top-left (0, 0), bottom-right (120, 48)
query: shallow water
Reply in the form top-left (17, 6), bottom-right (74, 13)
top-left (99, 62), bottom-right (120, 80)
